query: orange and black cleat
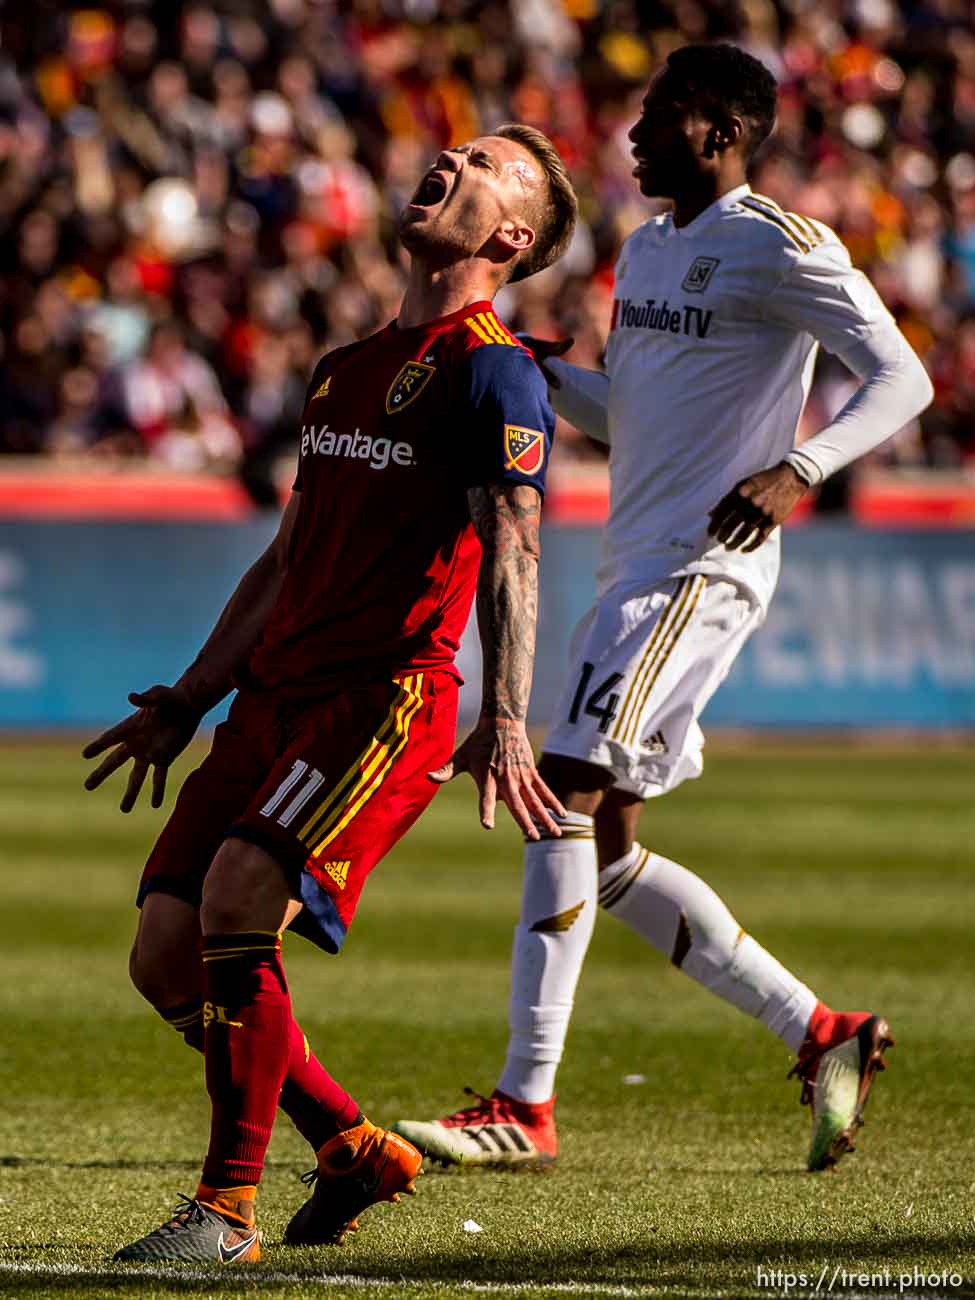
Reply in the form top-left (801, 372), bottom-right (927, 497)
top-left (283, 1117), bottom-right (422, 1246)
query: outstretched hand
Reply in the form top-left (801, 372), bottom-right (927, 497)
top-left (516, 335), bottom-right (574, 388)
top-left (429, 717), bottom-right (565, 840)
top-left (708, 462), bottom-right (809, 553)
top-left (82, 685), bottom-right (202, 813)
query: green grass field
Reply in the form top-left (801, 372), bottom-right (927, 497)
top-left (1, 740), bottom-right (973, 1300)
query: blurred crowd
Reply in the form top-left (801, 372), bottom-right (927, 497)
top-left (1, 0), bottom-right (974, 503)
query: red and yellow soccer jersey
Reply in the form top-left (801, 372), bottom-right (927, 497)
top-left (245, 300), bottom-right (555, 695)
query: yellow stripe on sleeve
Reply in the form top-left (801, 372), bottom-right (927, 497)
top-left (487, 311), bottom-right (518, 345)
top-left (476, 312), bottom-right (511, 346)
top-left (465, 316), bottom-right (494, 345)
top-left (741, 198), bottom-right (811, 254)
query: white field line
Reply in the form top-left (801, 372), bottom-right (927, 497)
top-left (0, 1261), bottom-right (659, 1296)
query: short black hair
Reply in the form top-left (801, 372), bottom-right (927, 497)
top-left (664, 43), bottom-right (777, 159)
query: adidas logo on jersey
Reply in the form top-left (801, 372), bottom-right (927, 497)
top-left (611, 297), bottom-right (712, 339)
top-left (300, 424), bottom-right (415, 470)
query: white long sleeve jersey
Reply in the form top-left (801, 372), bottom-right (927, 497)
top-left (549, 184), bottom-right (932, 610)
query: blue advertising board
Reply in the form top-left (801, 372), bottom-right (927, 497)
top-left (0, 519), bottom-right (972, 729)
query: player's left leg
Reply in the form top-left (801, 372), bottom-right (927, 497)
top-left (595, 794), bottom-right (893, 1171)
top-left (130, 894), bottom-right (361, 1153)
top-left (588, 579), bottom-right (893, 1171)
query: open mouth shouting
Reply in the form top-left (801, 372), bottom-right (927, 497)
top-left (407, 169), bottom-right (450, 214)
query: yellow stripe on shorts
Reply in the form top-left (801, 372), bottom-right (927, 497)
top-left (296, 695), bottom-right (403, 844)
top-left (298, 675), bottom-right (425, 856)
top-left (610, 578), bottom-right (691, 743)
top-left (623, 576), bottom-right (706, 746)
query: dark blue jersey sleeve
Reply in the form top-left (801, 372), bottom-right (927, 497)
top-left (460, 345), bottom-right (556, 496)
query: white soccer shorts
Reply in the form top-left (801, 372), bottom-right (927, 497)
top-left (543, 575), bottom-right (764, 799)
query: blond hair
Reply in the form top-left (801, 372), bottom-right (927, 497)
top-left (494, 123), bottom-right (578, 282)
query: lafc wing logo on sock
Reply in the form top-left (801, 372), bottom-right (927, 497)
top-left (386, 361), bottom-right (435, 414)
top-left (504, 424), bottom-right (544, 475)
top-left (530, 900), bottom-right (586, 933)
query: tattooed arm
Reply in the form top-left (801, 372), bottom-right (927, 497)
top-left (429, 482), bottom-right (564, 839)
top-left (472, 481), bottom-right (541, 722)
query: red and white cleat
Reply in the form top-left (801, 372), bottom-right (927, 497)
top-left (392, 1088), bottom-right (557, 1168)
top-left (791, 1010), bottom-right (894, 1172)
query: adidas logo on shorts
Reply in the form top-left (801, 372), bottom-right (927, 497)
top-left (643, 730), bottom-right (668, 755)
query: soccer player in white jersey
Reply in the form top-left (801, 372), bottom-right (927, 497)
top-left (394, 44), bottom-right (933, 1174)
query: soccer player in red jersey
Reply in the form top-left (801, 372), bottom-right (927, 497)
top-left (82, 124), bottom-right (577, 1264)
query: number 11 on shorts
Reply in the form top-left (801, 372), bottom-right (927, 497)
top-left (567, 662), bottom-right (624, 734)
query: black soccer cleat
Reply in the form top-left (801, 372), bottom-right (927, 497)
top-left (113, 1194), bottom-right (261, 1264)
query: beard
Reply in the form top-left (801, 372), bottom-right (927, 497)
top-left (396, 203), bottom-right (485, 268)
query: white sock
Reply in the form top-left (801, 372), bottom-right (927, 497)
top-left (599, 844), bottom-right (816, 1052)
top-left (497, 811), bottom-right (598, 1104)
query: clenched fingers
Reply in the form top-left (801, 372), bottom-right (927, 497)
top-left (721, 518), bottom-right (758, 551)
top-left (741, 522), bottom-right (773, 553)
top-left (709, 500), bottom-right (769, 549)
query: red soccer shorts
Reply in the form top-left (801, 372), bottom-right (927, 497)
top-left (138, 670), bottom-right (457, 952)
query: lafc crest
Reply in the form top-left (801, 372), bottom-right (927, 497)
top-left (681, 256), bottom-right (720, 293)
top-left (386, 361), bottom-right (435, 414)
top-left (504, 424), bottom-right (545, 475)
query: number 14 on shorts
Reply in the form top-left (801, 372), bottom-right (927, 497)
top-left (567, 662), bottom-right (623, 734)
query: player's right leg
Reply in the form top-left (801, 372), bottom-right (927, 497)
top-left (391, 750), bottom-right (608, 1167)
top-left (127, 696), bottom-right (364, 1163)
top-left (393, 585), bottom-right (657, 1166)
